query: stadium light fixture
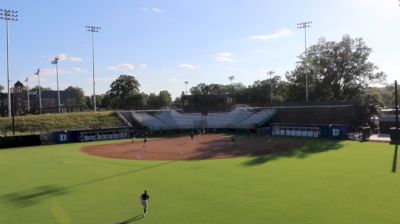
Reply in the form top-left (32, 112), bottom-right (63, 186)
top-left (0, 9), bottom-right (18, 117)
top-left (86, 25), bottom-right (101, 112)
top-left (297, 21), bottom-right (312, 102)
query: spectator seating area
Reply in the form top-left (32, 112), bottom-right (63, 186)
top-left (131, 111), bottom-right (170, 130)
top-left (233, 109), bottom-right (277, 129)
top-left (123, 107), bottom-right (276, 130)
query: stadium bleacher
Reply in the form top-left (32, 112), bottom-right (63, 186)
top-left (126, 107), bottom-right (276, 130)
top-left (131, 112), bottom-right (171, 131)
top-left (234, 109), bottom-right (277, 129)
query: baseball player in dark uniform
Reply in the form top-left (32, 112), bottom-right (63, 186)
top-left (140, 190), bottom-right (150, 216)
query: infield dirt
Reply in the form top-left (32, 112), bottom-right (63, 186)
top-left (81, 134), bottom-right (304, 161)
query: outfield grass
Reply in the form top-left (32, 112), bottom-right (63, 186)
top-left (0, 111), bottom-right (126, 135)
top-left (0, 137), bottom-right (398, 224)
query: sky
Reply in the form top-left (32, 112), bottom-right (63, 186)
top-left (0, 0), bottom-right (399, 99)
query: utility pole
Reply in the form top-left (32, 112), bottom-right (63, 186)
top-left (85, 25), bottom-right (101, 112)
top-left (228, 76), bottom-right (235, 94)
top-left (0, 9), bottom-right (18, 117)
top-left (392, 80), bottom-right (399, 173)
top-left (51, 57), bottom-right (61, 113)
top-left (184, 81), bottom-right (189, 95)
top-left (267, 71), bottom-right (275, 104)
top-left (34, 69), bottom-right (41, 114)
top-left (25, 77), bottom-right (29, 112)
top-left (297, 21), bottom-right (312, 102)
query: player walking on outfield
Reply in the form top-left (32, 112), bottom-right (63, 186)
top-left (140, 190), bottom-right (150, 216)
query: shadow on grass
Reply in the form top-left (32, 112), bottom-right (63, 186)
top-left (1, 161), bottom-right (174, 208)
top-left (115, 214), bottom-right (144, 223)
top-left (243, 138), bottom-right (344, 166)
top-left (1, 185), bottom-right (67, 208)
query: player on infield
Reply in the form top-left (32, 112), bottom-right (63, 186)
top-left (143, 136), bottom-right (148, 151)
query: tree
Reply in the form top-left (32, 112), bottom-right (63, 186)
top-left (159, 90), bottom-right (172, 107)
top-left (104, 75), bottom-right (141, 109)
top-left (286, 35), bottom-right (386, 101)
top-left (0, 84), bottom-right (3, 92)
top-left (86, 94), bottom-right (104, 109)
top-left (374, 84), bottom-right (396, 108)
top-left (145, 91), bottom-right (172, 109)
top-left (190, 83), bottom-right (229, 95)
top-left (235, 76), bottom-right (289, 106)
top-left (172, 96), bottom-right (182, 108)
top-left (65, 86), bottom-right (86, 105)
top-left (146, 93), bottom-right (159, 109)
top-left (366, 87), bottom-right (385, 108)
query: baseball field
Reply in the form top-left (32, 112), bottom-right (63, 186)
top-left (0, 134), bottom-right (399, 224)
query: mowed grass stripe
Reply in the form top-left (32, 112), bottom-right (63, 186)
top-left (0, 138), bottom-right (399, 224)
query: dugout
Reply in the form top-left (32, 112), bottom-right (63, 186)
top-left (39, 127), bottom-right (134, 144)
top-left (272, 124), bottom-right (320, 138)
top-left (40, 131), bottom-right (70, 145)
top-left (79, 127), bottom-right (133, 142)
top-left (271, 123), bottom-right (348, 139)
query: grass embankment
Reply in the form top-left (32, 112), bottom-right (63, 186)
top-left (0, 136), bottom-right (397, 224)
top-left (0, 111), bottom-right (126, 135)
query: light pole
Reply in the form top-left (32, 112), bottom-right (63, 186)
top-left (297, 21), bottom-right (312, 102)
top-left (184, 81), bottom-right (189, 95)
top-left (11, 87), bottom-right (15, 135)
top-left (267, 71), bottom-right (275, 104)
top-left (34, 69), bottom-right (41, 114)
top-left (86, 25), bottom-right (101, 112)
top-left (0, 9), bottom-right (18, 117)
top-left (228, 76), bottom-right (235, 94)
top-left (392, 80), bottom-right (398, 172)
top-left (25, 77), bottom-right (29, 112)
top-left (51, 57), bottom-right (61, 113)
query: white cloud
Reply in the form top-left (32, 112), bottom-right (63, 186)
top-left (141, 7), bottom-right (162, 13)
top-left (353, 0), bottom-right (397, 11)
top-left (65, 67), bottom-right (86, 73)
top-left (68, 56), bottom-right (83, 62)
top-left (85, 76), bottom-right (116, 83)
top-left (152, 8), bottom-right (161, 13)
top-left (170, 78), bottom-right (182, 83)
top-left (139, 64), bottom-right (148, 69)
top-left (248, 28), bottom-right (294, 41)
top-left (215, 52), bottom-right (234, 63)
top-left (52, 53), bottom-right (83, 62)
top-left (28, 75), bottom-right (48, 83)
top-left (177, 64), bottom-right (201, 70)
top-left (106, 64), bottom-right (135, 72)
top-left (40, 68), bottom-right (56, 77)
top-left (39, 67), bottom-right (86, 77)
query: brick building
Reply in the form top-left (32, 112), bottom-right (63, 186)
top-left (0, 81), bottom-right (84, 117)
